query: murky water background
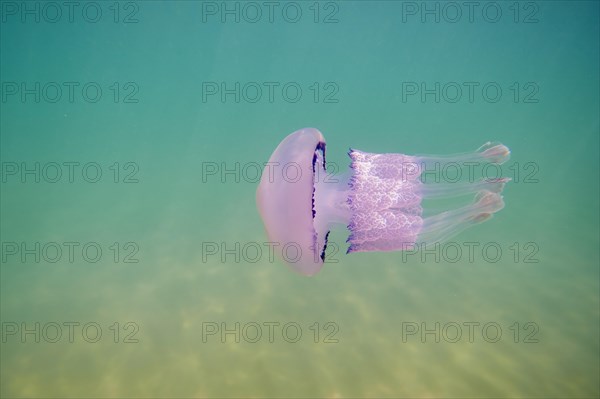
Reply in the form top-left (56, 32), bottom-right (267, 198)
top-left (1, 1), bottom-right (598, 397)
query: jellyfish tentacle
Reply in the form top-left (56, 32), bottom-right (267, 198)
top-left (416, 190), bottom-right (505, 247)
top-left (416, 142), bottom-right (511, 169)
top-left (420, 177), bottom-right (510, 199)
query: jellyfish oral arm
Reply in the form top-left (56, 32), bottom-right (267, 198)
top-left (344, 144), bottom-right (510, 253)
top-left (345, 150), bottom-right (424, 253)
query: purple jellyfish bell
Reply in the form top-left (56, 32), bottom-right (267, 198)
top-left (256, 128), bottom-right (510, 276)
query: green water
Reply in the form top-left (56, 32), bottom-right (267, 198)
top-left (1, 1), bottom-right (598, 397)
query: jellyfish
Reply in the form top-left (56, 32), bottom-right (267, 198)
top-left (256, 128), bottom-right (510, 276)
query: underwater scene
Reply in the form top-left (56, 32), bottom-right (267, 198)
top-left (1, 1), bottom-right (599, 398)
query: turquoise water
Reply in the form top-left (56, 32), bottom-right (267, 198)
top-left (1, 1), bottom-right (598, 397)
